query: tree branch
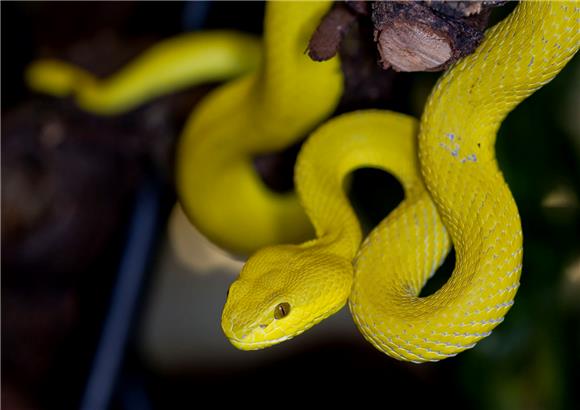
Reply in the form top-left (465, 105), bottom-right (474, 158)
top-left (309, 1), bottom-right (508, 72)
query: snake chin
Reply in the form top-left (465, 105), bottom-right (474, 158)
top-left (228, 334), bottom-right (294, 351)
top-left (221, 244), bottom-right (352, 350)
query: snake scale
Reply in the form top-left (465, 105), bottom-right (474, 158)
top-left (26, 1), bottom-right (579, 362)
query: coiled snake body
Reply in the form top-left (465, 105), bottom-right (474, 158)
top-left (222, 1), bottom-right (579, 362)
top-left (27, 1), bottom-right (579, 362)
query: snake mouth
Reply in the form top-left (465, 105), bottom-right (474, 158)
top-left (228, 334), bottom-right (293, 351)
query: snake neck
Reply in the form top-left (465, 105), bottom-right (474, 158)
top-left (295, 110), bottom-right (423, 261)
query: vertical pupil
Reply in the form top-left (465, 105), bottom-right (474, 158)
top-left (274, 302), bottom-right (290, 319)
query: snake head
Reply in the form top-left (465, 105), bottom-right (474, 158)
top-left (221, 243), bottom-right (352, 350)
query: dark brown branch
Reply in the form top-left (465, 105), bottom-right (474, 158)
top-left (309, 1), bottom-right (508, 72)
top-left (308, 2), bottom-right (359, 61)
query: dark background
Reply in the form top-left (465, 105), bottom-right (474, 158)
top-left (2, 2), bottom-right (579, 409)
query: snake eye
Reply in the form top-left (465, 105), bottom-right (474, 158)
top-left (274, 302), bottom-right (291, 319)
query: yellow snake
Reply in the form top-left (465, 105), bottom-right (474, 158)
top-left (26, 1), bottom-right (579, 362)
top-left (222, 1), bottom-right (579, 362)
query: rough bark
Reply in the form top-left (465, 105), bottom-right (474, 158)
top-left (372, 1), bottom-right (498, 71)
top-left (309, 1), bottom-right (508, 72)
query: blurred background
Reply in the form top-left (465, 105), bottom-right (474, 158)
top-left (2, 2), bottom-right (579, 409)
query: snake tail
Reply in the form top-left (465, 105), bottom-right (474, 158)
top-left (25, 31), bottom-right (261, 115)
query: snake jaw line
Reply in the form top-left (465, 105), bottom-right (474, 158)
top-left (228, 333), bottom-right (295, 351)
